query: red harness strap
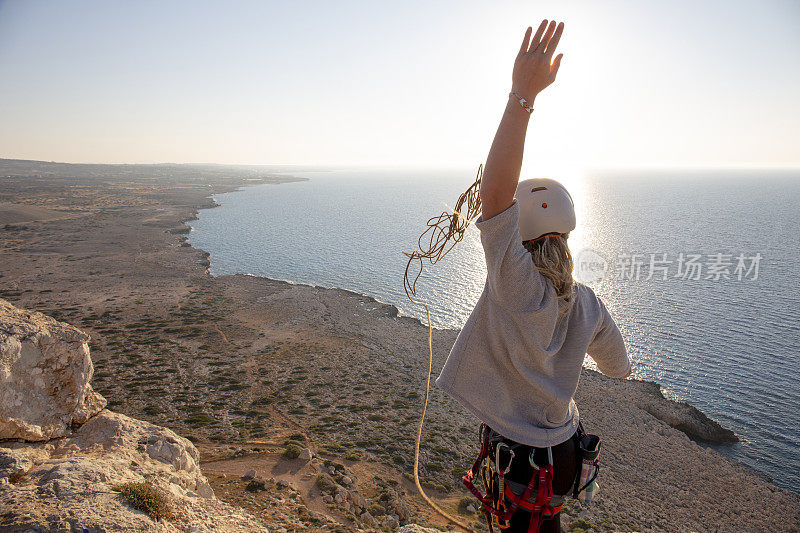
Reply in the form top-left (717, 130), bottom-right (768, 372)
top-left (521, 464), bottom-right (558, 533)
top-left (462, 426), bottom-right (494, 508)
top-left (461, 426), bottom-right (559, 532)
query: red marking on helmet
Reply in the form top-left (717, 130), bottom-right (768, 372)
top-left (542, 202), bottom-right (548, 208)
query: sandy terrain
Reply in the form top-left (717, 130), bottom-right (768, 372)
top-left (1, 158), bottom-right (798, 532)
top-left (0, 203), bottom-right (74, 225)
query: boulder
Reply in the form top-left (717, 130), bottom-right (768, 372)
top-left (0, 406), bottom-right (269, 531)
top-left (382, 514), bottom-right (401, 529)
top-left (359, 511), bottom-right (378, 527)
top-left (0, 298), bottom-right (106, 440)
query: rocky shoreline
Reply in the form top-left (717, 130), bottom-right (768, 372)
top-left (186, 180), bottom-right (740, 449)
top-left (1, 159), bottom-right (798, 532)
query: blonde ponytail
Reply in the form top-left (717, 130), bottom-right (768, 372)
top-left (523, 234), bottom-right (575, 313)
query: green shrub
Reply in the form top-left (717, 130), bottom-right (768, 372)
top-left (345, 451), bottom-right (363, 461)
top-left (568, 517), bottom-right (595, 532)
top-left (315, 473), bottom-right (337, 493)
top-left (185, 412), bottom-right (215, 427)
top-left (283, 439), bottom-right (305, 449)
top-left (457, 496), bottom-right (477, 514)
top-left (246, 479), bottom-right (267, 492)
top-left (114, 482), bottom-right (171, 521)
top-left (251, 396), bottom-right (273, 406)
top-left (283, 442), bottom-right (303, 459)
top-left (368, 503), bottom-right (386, 516)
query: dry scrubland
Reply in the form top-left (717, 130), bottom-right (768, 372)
top-left (1, 159), bottom-right (798, 532)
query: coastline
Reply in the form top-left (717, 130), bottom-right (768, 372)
top-left (187, 178), bottom-right (740, 445)
top-left (1, 160), bottom-right (797, 531)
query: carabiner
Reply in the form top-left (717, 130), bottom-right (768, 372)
top-left (495, 442), bottom-right (515, 475)
top-left (529, 445), bottom-right (553, 470)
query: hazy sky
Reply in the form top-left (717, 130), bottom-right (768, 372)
top-left (1, 0), bottom-right (798, 171)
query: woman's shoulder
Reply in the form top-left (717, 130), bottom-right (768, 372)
top-left (572, 282), bottom-right (602, 309)
top-left (572, 281), bottom-right (594, 298)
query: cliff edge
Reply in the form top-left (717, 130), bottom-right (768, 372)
top-left (0, 299), bottom-right (267, 532)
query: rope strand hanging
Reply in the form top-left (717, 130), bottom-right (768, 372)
top-left (403, 165), bottom-right (483, 301)
top-left (402, 165), bottom-right (483, 533)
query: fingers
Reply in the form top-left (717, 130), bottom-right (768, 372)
top-left (532, 20), bottom-right (556, 53)
top-left (517, 26), bottom-right (532, 57)
top-left (540, 21), bottom-right (557, 51)
top-left (549, 53), bottom-right (563, 82)
top-left (544, 22), bottom-right (564, 57)
top-left (528, 19), bottom-right (548, 54)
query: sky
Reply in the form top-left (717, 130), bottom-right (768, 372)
top-left (0, 0), bottom-right (798, 172)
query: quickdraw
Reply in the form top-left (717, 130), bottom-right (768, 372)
top-left (495, 442), bottom-right (515, 528)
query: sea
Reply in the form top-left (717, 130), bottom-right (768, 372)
top-left (188, 167), bottom-right (800, 494)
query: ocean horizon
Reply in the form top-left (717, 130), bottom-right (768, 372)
top-left (188, 166), bottom-right (800, 494)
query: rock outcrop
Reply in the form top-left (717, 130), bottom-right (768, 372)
top-left (632, 379), bottom-right (738, 443)
top-left (1, 410), bottom-right (269, 532)
top-left (0, 300), bottom-right (268, 532)
top-left (0, 298), bottom-right (106, 440)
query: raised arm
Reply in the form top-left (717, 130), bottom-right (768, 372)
top-left (480, 20), bottom-right (564, 220)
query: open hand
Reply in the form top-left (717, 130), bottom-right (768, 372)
top-left (512, 20), bottom-right (564, 102)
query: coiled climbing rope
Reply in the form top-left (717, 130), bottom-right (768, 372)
top-left (402, 165), bottom-right (483, 533)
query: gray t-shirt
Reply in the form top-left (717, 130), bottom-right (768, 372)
top-left (436, 199), bottom-right (630, 447)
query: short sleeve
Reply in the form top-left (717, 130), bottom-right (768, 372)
top-left (475, 200), bottom-right (548, 312)
top-left (587, 296), bottom-right (631, 378)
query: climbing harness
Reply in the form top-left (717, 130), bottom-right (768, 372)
top-left (462, 423), bottom-right (602, 532)
top-left (462, 424), bottom-right (561, 532)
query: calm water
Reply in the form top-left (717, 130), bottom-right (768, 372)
top-left (189, 168), bottom-right (800, 493)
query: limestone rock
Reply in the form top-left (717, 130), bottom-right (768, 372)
top-left (397, 525), bottom-right (449, 533)
top-left (0, 447), bottom-right (34, 482)
top-left (360, 511), bottom-right (378, 527)
top-left (0, 298), bottom-right (106, 440)
top-left (382, 514), bottom-right (401, 529)
top-left (0, 302), bottom-right (267, 531)
top-left (0, 410), bottom-right (267, 532)
top-left (633, 380), bottom-right (738, 443)
top-left (349, 490), bottom-right (367, 509)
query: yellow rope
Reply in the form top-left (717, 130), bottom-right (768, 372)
top-left (403, 165), bottom-right (484, 533)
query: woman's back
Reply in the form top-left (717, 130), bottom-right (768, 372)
top-left (435, 199), bottom-right (630, 448)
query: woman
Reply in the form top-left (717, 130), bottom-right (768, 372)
top-left (435, 20), bottom-right (631, 533)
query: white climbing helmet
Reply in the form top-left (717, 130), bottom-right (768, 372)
top-left (514, 178), bottom-right (576, 241)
